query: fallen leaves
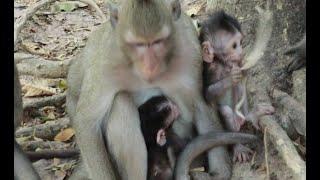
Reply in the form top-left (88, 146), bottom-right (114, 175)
top-left (54, 128), bottom-right (75, 142)
top-left (22, 84), bottom-right (56, 97)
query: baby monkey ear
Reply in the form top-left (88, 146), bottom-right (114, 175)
top-left (202, 41), bottom-right (214, 63)
top-left (156, 129), bottom-right (167, 146)
top-left (107, 2), bottom-right (118, 28)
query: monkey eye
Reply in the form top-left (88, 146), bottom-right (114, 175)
top-left (135, 43), bottom-right (145, 47)
top-left (232, 43), bottom-right (237, 49)
top-left (152, 39), bottom-right (163, 45)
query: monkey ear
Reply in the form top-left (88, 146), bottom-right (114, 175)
top-left (107, 3), bottom-right (118, 28)
top-left (156, 129), bottom-right (167, 146)
top-left (202, 41), bottom-right (214, 63)
top-left (171, 0), bottom-right (181, 20)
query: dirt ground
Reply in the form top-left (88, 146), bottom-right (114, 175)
top-left (14, 0), bottom-right (305, 179)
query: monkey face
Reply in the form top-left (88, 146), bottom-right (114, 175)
top-left (121, 25), bottom-right (174, 82)
top-left (211, 30), bottom-right (244, 67)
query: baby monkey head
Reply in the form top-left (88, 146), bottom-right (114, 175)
top-left (200, 10), bottom-right (244, 67)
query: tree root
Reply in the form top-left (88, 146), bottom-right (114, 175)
top-left (19, 140), bottom-right (71, 151)
top-left (16, 56), bottom-right (71, 78)
top-left (14, 0), bottom-right (106, 46)
top-left (258, 115), bottom-right (306, 180)
top-left (246, 63), bottom-right (305, 179)
top-left (26, 149), bottom-right (80, 162)
top-left (23, 92), bottom-right (66, 110)
top-left (14, 0), bottom-right (57, 46)
top-left (269, 88), bottom-right (306, 139)
top-left (15, 117), bottom-right (70, 140)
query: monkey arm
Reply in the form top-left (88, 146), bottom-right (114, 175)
top-left (73, 112), bottom-right (117, 180)
top-left (205, 77), bottom-right (232, 101)
top-left (193, 100), bottom-right (232, 179)
top-left (105, 92), bottom-right (148, 180)
top-left (14, 141), bottom-right (41, 180)
top-left (71, 82), bottom-right (118, 180)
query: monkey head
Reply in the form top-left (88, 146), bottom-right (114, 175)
top-left (200, 11), bottom-right (244, 68)
top-left (108, 0), bottom-right (181, 82)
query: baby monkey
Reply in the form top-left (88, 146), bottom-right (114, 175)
top-left (139, 95), bottom-right (185, 180)
top-left (200, 11), bottom-right (274, 163)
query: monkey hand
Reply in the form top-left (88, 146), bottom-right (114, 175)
top-left (246, 103), bottom-right (275, 130)
top-left (284, 35), bottom-right (306, 73)
top-left (231, 65), bottom-right (243, 84)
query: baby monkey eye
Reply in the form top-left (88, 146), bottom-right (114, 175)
top-left (232, 42), bottom-right (237, 49)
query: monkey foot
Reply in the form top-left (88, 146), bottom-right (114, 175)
top-left (232, 144), bottom-right (253, 163)
top-left (250, 103), bottom-right (275, 129)
top-left (233, 116), bottom-right (246, 132)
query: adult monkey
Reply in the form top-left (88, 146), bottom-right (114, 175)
top-left (67, 0), bottom-right (246, 179)
top-left (14, 65), bottom-right (41, 180)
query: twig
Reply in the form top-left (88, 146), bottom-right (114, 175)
top-left (263, 127), bottom-right (270, 180)
top-left (250, 151), bottom-right (257, 166)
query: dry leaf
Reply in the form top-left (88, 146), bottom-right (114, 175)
top-left (22, 84), bottom-right (56, 97)
top-left (54, 128), bottom-right (75, 142)
top-left (54, 170), bottom-right (67, 180)
top-left (53, 158), bottom-right (61, 166)
top-left (190, 167), bottom-right (205, 172)
top-left (21, 41), bottom-right (49, 56)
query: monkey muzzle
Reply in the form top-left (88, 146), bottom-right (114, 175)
top-left (141, 51), bottom-right (162, 81)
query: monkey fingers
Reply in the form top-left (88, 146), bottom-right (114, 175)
top-left (232, 144), bottom-right (253, 163)
top-left (231, 66), bottom-right (243, 84)
top-left (254, 103), bottom-right (275, 117)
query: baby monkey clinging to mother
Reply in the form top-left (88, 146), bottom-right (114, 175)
top-left (200, 11), bottom-right (275, 163)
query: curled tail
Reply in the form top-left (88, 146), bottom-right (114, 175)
top-left (174, 132), bottom-right (258, 180)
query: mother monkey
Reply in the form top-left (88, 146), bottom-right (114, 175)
top-left (67, 0), bottom-right (234, 179)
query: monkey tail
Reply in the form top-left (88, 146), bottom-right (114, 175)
top-left (174, 132), bottom-right (258, 180)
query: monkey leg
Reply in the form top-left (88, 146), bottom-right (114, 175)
top-left (220, 105), bottom-right (253, 163)
top-left (14, 141), bottom-right (41, 180)
top-left (106, 92), bottom-right (148, 180)
top-left (72, 102), bottom-right (118, 179)
top-left (220, 105), bottom-right (245, 131)
top-left (68, 160), bottom-right (90, 180)
top-left (195, 101), bottom-right (232, 179)
top-left (66, 59), bottom-right (84, 119)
